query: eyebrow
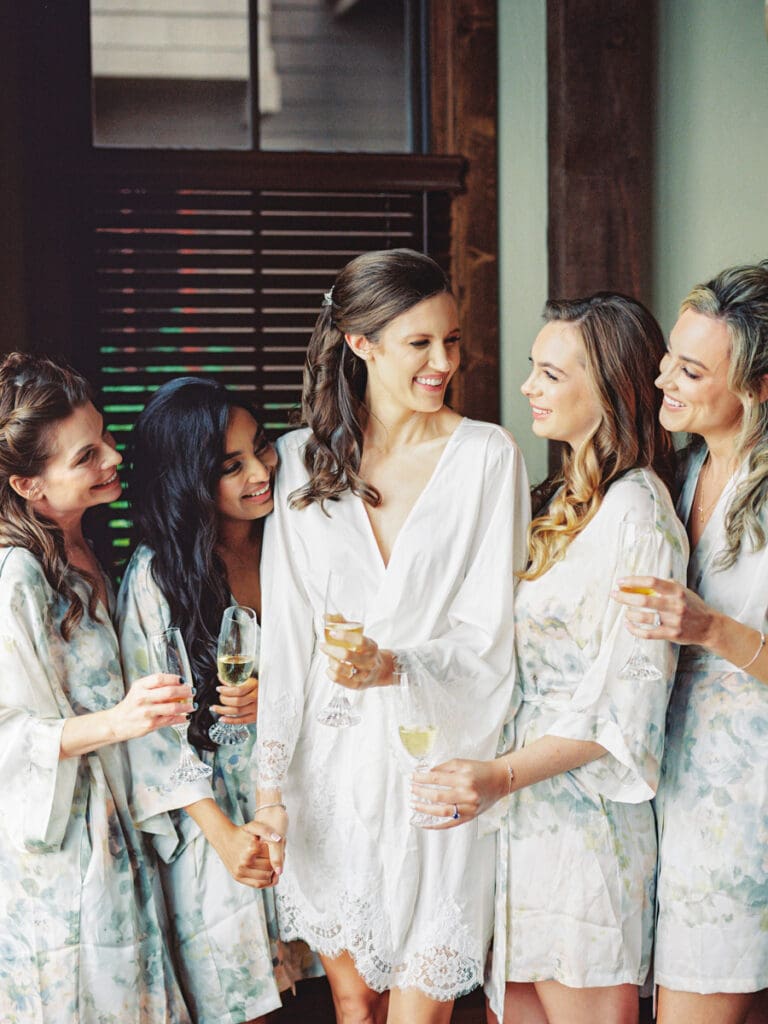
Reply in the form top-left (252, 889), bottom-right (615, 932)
top-left (69, 416), bottom-right (105, 463)
top-left (222, 428), bottom-right (266, 461)
top-left (531, 357), bottom-right (567, 376)
top-left (402, 328), bottom-right (461, 341)
top-left (676, 353), bottom-right (710, 371)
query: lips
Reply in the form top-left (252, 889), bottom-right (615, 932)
top-left (414, 375), bottom-right (446, 391)
top-left (529, 404), bottom-right (551, 419)
top-left (92, 471), bottom-right (119, 490)
top-left (241, 481), bottom-right (272, 504)
top-left (662, 394), bottom-right (685, 410)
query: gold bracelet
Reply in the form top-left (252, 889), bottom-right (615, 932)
top-left (738, 630), bottom-right (766, 672)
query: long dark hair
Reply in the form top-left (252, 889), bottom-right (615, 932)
top-left (0, 352), bottom-right (101, 639)
top-left (130, 376), bottom-right (261, 750)
top-left (523, 292), bottom-right (675, 579)
top-left (291, 248), bottom-right (451, 510)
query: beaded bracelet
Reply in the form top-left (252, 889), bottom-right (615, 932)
top-left (254, 801), bottom-right (286, 814)
top-left (738, 630), bottom-right (766, 671)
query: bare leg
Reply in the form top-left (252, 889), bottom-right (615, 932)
top-left (485, 981), bottom-right (549, 1024)
top-left (534, 980), bottom-right (638, 1024)
top-left (658, 986), bottom-right (760, 1024)
top-left (387, 987), bottom-right (453, 1024)
top-left (319, 951), bottom-right (389, 1024)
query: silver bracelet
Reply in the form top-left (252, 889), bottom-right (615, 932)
top-left (738, 630), bottom-right (766, 671)
top-left (254, 801), bottom-right (286, 814)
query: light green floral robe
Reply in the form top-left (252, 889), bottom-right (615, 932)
top-left (117, 544), bottom-right (322, 1024)
top-left (486, 470), bottom-right (689, 1019)
top-left (655, 448), bottom-right (768, 993)
top-left (0, 547), bottom-right (190, 1024)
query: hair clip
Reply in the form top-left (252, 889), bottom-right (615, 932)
top-left (322, 288), bottom-right (334, 308)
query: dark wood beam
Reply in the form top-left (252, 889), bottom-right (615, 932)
top-left (431, 0), bottom-right (499, 423)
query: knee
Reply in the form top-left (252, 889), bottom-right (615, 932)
top-left (334, 990), bottom-right (383, 1024)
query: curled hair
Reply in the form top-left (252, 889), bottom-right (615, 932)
top-left (291, 248), bottom-right (452, 510)
top-left (0, 352), bottom-right (99, 640)
top-left (130, 376), bottom-right (264, 750)
top-left (681, 260), bottom-right (768, 568)
top-left (522, 293), bottom-right (674, 580)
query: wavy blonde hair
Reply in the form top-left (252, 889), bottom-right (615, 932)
top-left (521, 293), bottom-right (674, 580)
top-left (0, 352), bottom-right (100, 640)
top-left (682, 260), bottom-right (768, 568)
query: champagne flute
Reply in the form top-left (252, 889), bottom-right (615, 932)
top-left (316, 571), bottom-right (364, 728)
top-left (396, 670), bottom-right (443, 827)
top-left (617, 520), bottom-right (663, 681)
top-left (150, 627), bottom-right (213, 786)
top-left (209, 605), bottom-right (258, 746)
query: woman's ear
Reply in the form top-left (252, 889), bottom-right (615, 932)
top-left (757, 373), bottom-right (768, 403)
top-left (8, 475), bottom-right (41, 501)
top-left (344, 333), bottom-right (374, 361)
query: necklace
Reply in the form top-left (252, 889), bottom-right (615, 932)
top-left (694, 456), bottom-right (730, 521)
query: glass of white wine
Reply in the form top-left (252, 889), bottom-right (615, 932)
top-left (617, 520), bottom-right (663, 681)
top-left (396, 670), bottom-right (443, 827)
top-left (209, 605), bottom-right (258, 745)
top-left (316, 571), bottom-right (364, 728)
top-left (150, 627), bottom-right (213, 786)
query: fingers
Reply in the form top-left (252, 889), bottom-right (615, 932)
top-left (410, 799), bottom-right (468, 830)
top-left (216, 678), bottom-right (258, 701)
top-left (245, 818), bottom-right (285, 876)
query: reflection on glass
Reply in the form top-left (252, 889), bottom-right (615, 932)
top-left (90, 0), bottom-right (415, 153)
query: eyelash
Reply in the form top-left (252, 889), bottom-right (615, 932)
top-left (222, 443), bottom-right (272, 476)
top-left (410, 337), bottom-right (460, 349)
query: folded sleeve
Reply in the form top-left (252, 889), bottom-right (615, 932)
top-left (390, 432), bottom-right (531, 760)
top-left (116, 547), bottom-right (213, 861)
top-left (545, 479), bottom-right (689, 802)
top-left (0, 561), bottom-right (79, 852)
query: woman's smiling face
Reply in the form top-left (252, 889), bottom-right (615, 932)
top-left (216, 407), bottom-right (278, 523)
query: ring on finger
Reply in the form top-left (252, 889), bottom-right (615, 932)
top-left (651, 611), bottom-right (661, 628)
top-left (452, 803), bottom-right (460, 820)
top-left (344, 661), bottom-right (359, 678)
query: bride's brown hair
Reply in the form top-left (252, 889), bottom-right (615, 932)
top-left (0, 352), bottom-right (101, 639)
top-left (522, 293), bottom-right (675, 580)
top-left (290, 248), bottom-right (451, 511)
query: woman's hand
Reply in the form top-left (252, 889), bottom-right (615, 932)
top-left (320, 634), bottom-right (395, 689)
top-left (216, 819), bottom-right (282, 889)
top-left (611, 575), bottom-right (719, 647)
top-left (107, 673), bottom-right (194, 743)
top-left (211, 675), bottom-right (258, 725)
top-left (410, 758), bottom-right (509, 830)
top-left (251, 802), bottom-right (288, 878)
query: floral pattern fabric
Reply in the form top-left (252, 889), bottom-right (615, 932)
top-left (654, 448), bottom-right (768, 993)
top-left (486, 470), bottom-right (689, 1019)
top-left (117, 544), bottom-right (322, 1024)
top-left (257, 420), bottom-right (531, 1000)
top-left (0, 546), bottom-right (190, 1024)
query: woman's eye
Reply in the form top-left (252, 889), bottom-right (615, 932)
top-left (410, 340), bottom-right (430, 349)
top-left (222, 461), bottom-right (240, 476)
top-left (544, 371), bottom-right (558, 382)
top-left (77, 450), bottom-right (94, 465)
top-left (682, 366), bottom-right (700, 380)
top-left (445, 336), bottom-right (460, 346)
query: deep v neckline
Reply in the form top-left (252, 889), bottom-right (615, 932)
top-left (684, 449), bottom-right (738, 559)
top-left (357, 417), bottom-right (467, 571)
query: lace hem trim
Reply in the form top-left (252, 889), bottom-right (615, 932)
top-left (276, 889), bottom-right (483, 1001)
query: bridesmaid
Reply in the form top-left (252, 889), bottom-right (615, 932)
top-left (0, 353), bottom-right (191, 1023)
top-left (256, 248), bottom-right (530, 1024)
top-left (117, 376), bottom-right (322, 1024)
top-left (411, 294), bottom-right (688, 1024)
top-left (615, 261), bottom-right (768, 1024)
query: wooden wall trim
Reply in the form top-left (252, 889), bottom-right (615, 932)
top-left (431, 0), bottom-right (499, 423)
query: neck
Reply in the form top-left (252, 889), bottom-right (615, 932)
top-left (45, 510), bottom-right (87, 553)
top-left (363, 398), bottom-right (447, 452)
top-left (701, 431), bottom-right (740, 477)
top-left (217, 515), bottom-right (263, 556)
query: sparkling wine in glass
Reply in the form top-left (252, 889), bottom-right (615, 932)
top-left (150, 627), bottom-right (213, 786)
top-left (617, 520), bottom-right (663, 681)
top-left (316, 571), bottom-right (364, 728)
top-left (396, 670), bottom-right (443, 827)
top-left (209, 605), bottom-right (258, 746)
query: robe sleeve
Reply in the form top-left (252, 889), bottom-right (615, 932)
top-left (116, 547), bottom-right (213, 862)
top-left (256, 463), bottom-right (316, 789)
top-left (390, 432), bottom-right (531, 760)
top-left (545, 477), bottom-right (689, 803)
top-left (0, 554), bottom-right (79, 853)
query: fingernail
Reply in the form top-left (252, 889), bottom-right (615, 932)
top-left (269, 832), bottom-right (282, 842)
top-left (192, 702), bottom-right (199, 710)
top-left (191, 687), bottom-right (197, 696)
